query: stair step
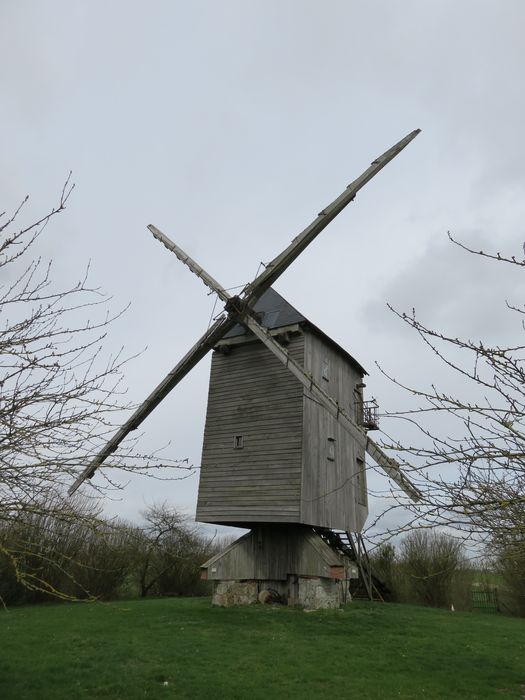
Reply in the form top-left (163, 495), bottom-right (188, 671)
top-left (314, 527), bottom-right (389, 603)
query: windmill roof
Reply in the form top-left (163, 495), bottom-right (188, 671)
top-left (223, 287), bottom-right (367, 375)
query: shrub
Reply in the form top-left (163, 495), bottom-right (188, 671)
top-left (0, 496), bottom-right (134, 605)
top-left (373, 531), bottom-right (474, 610)
top-left (369, 542), bottom-right (398, 599)
top-left (493, 539), bottom-right (525, 617)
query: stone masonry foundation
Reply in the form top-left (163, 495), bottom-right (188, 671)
top-left (212, 576), bottom-right (345, 609)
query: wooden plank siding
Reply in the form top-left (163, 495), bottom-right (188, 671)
top-left (196, 325), bottom-right (368, 531)
top-left (301, 329), bottom-right (368, 532)
top-left (196, 334), bottom-right (305, 524)
top-left (202, 526), bottom-right (342, 581)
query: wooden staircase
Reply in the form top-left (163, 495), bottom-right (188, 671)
top-left (315, 528), bottom-right (389, 602)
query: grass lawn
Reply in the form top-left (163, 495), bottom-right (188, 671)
top-left (1, 597), bottom-right (524, 699)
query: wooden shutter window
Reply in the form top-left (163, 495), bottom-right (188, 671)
top-left (327, 437), bottom-right (336, 462)
top-left (233, 435), bottom-right (244, 449)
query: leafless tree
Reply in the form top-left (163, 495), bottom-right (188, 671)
top-left (132, 502), bottom-right (218, 598)
top-left (369, 233), bottom-right (524, 555)
top-left (0, 179), bottom-right (190, 600)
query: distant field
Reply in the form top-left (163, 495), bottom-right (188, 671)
top-left (1, 598), bottom-right (524, 699)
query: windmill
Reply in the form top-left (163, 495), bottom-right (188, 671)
top-left (70, 129), bottom-right (421, 608)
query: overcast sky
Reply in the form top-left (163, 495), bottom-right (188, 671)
top-left (2, 1), bottom-right (524, 531)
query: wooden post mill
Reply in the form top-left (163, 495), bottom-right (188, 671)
top-left (70, 129), bottom-right (422, 608)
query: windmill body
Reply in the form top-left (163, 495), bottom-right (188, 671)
top-left (197, 288), bottom-right (369, 532)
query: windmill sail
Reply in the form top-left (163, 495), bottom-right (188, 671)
top-left (68, 315), bottom-right (234, 494)
top-left (242, 129), bottom-right (420, 303)
top-left (69, 129), bottom-right (420, 495)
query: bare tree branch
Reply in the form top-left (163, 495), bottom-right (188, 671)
top-left (1, 182), bottom-right (192, 600)
top-left (369, 234), bottom-right (525, 554)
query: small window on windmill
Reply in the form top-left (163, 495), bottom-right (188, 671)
top-left (233, 435), bottom-right (244, 449)
top-left (322, 357), bottom-right (330, 381)
top-left (356, 457), bottom-right (367, 506)
top-left (327, 437), bottom-right (336, 462)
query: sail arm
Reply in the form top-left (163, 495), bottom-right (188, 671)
top-left (68, 315), bottom-right (234, 494)
top-left (239, 313), bottom-right (421, 502)
top-left (242, 129), bottom-right (420, 303)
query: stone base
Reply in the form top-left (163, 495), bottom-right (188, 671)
top-left (294, 577), bottom-right (342, 609)
top-left (212, 576), bottom-right (347, 609)
top-left (212, 580), bottom-right (259, 607)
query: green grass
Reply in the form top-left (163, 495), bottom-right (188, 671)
top-left (1, 598), bottom-right (524, 699)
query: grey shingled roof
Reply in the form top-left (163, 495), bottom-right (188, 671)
top-left (223, 287), bottom-right (367, 376)
top-left (224, 287), bottom-right (305, 337)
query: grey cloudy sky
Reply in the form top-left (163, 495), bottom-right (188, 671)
top-left (2, 1), bottom-right (524, 528)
